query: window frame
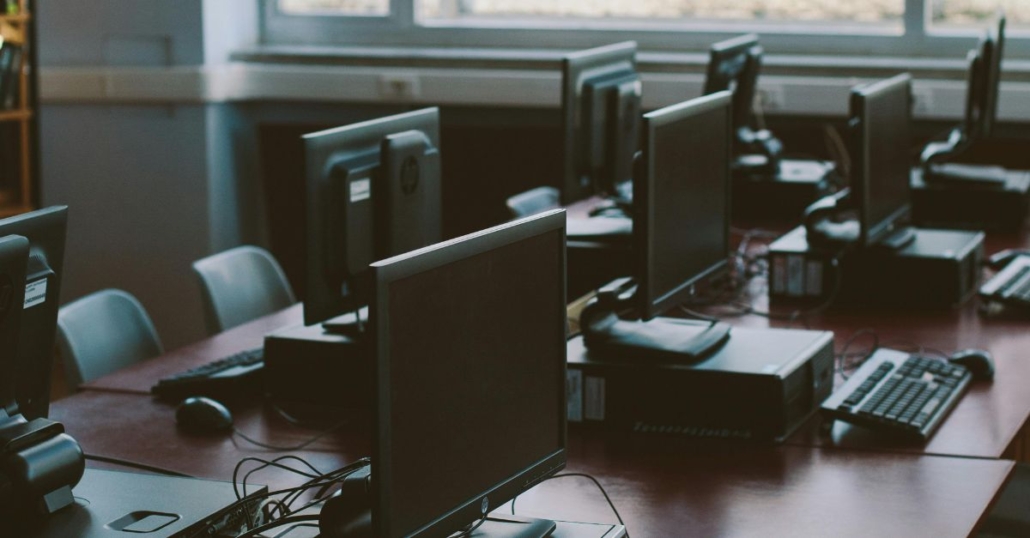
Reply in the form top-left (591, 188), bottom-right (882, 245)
top-left (261, 0), bottom-right (1029, 59)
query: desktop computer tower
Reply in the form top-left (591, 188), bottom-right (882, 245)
top-left (768, 226), bottom-right (984, 307)
top-left (567, 240), bottom-right (632, 300)
top-left (566, 326), bottom-right (835, 442)
top-left (910, 167), bottom-right (1030, 232)
top-left (263, 324), bottom-right (371, 408)
top-left (732, 159), bottom-right (837, 221)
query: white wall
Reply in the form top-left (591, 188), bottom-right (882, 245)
top-left (38, 0), bottom-right (260, 348)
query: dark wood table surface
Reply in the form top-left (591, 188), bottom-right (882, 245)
top-left (61, 203), bottom-right (1030, 536)
top-left (82, 254), bottom-right (1030, 461)
top-left (50, 390), bottom-right (1014, 538)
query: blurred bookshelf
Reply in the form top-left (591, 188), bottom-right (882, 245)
top-left (0, 0), bottom-right (38, 218)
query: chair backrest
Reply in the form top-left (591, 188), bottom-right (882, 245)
top-left (56, 289), bottom-right (163, 388)
top-left (506, 186), bottom-right (561, 219)
top-left (192, 245), bottom-right (296, 335)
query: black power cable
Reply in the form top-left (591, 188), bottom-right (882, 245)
top-left (510, 472), bottom-right (629, 537)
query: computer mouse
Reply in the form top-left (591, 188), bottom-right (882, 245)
top-left (947, 349), bottom-right (995, 382)
top-left (175, 396), bottom-right (234, 434)
top-left (987, 249), bottom-right (1030, 270)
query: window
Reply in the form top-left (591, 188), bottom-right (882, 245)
top-left (278, 0), bottom-right (388, 16)
top-left (929, 0), bottom-right (1029, 29)
top-left (420, 0), bottom-right (903, 26)
top-left (263, 0), bottom-right (1027, 58)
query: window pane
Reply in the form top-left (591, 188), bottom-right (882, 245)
top-left (278, 0), bottom-right (389, 16)
top-left (421, 0), bottom-right (903, 26)
top-left (929, 1), bottom-right (1030, 29)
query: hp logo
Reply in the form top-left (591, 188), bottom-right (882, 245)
top-left (400, 156), bottom-right (419, 195)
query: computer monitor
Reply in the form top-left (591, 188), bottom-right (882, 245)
top-left (922, 15), bottom-right (1006, 168)
top-left (851, 74), bottom-right (914, 247)
top-left (0, 206), bottom-right (68, 420)
top-left (636, 92), bottom-right (733, 321)
top-left (581, 92), bottom-right (733, 362)
top-left (702, 34), bottom-right (782, 174)
top-left (0, 206), bottom-right (83, 523)
top-left (370, 210), bottom-right (567, 538)
top-left (561, 41), bottom-right (642, 204)
top-left (0, 234), bottom-right (28, 416)
top-left (303, 108), bottom-right (442, 328)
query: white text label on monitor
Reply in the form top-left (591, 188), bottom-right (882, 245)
top-left (24, 278), bottom-right (47, 309)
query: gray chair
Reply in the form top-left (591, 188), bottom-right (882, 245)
top-left (56, 289), bottom-right (163, 388)
top-left (192, 245), bottom-right (296, 335)
top-left (506, 186), bottom-right (561, 218)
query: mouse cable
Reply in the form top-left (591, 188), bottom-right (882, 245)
top-left (232, 419), bottom-right (347, 452)
top-left (233, 455), bottom-right (323, 500)
top-left (280, 458), bottom-right (371, 514)
top-left (235, 455), bottom-right (366, 511)
top-left (239, 458), bottom-right (370, 522)
top-left (84, 453), bottom-right (194, 478)
top-left (510, 472), bottom-right (628, 537)
top-left (837, 329), bottom-right (962, 382)
top-left (835, 327), bottom-right (880, 381)
top-left (231, 472), bottom-right (364, 531)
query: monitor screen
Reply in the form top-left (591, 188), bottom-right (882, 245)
top-left (561, 41), bottom-right (640, 204)
top-left (852, 74), bottom-right (912, 247)
top-left (371, 210), bottom-right (567, 538)
top-left (0, 206), bottom-right (68, 420)
top-left (703, 34), bottom-right (761, 135)
top-left (636, 93), bottom-right (732, 321)
top-left (302, 108), bottom-right (442, 326)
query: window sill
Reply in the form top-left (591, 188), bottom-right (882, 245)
top-left (39, 46), bottom-right (1030, 122)
top-left (232, 45), bottom-right (1030, 80)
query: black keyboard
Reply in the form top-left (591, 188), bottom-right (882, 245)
top-left (980, 257), bottom-right (1030, 309)
top-left (821, 349), bottom-right (972, 442)
top-left (151, 347), bottom-right (264, 401)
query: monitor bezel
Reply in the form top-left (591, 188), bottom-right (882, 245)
top-left (852, 74), bottom-right (913, 248)
top-left (703, 34), bottom-right (762, 134)
top-left (636, 92), bottom-right (733, 321)
top-left (301, 107), bottom-right (442, 327)
top-left (981, 15), bottom-right (1005, 139)
top-left (561, 41), bottom-right (638, 204)
top-left (370, 209), bottom-right (568, 538)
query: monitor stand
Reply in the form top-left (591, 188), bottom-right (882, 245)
top-left (321, 306), bottom-right (369, 339)
top-left (580, 278), bottom-right (731, 363)
top-left (476, 515), bottom-right (557, 538)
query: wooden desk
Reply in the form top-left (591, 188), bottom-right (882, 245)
top-left (80, 272), bottom-right (1030, 461)
top-left (62, 205), bottom-right (1030, 535)
top-left (50, 390), bottom-right (1014, 538)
